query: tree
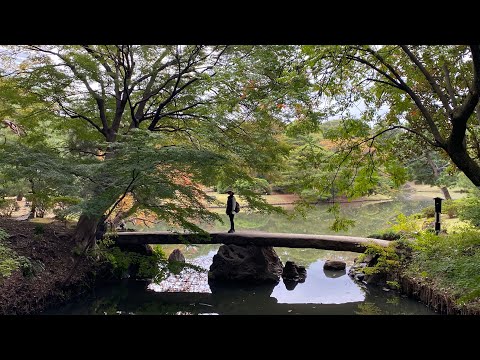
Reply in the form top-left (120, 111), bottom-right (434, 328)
top-left (303, 45), bottom-right (480, 189)
top-left (0, 45), bottom-right (311, 246)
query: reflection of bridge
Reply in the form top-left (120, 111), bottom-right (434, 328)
top-left (115, 231), bottom-right (389, 253)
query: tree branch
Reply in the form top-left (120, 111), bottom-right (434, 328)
top-left (105, 169), bottom-right (140, 220)
top-left (442, 63), bottom-right (458, 107)
top-left (400, 45), bottom-right (453, 113)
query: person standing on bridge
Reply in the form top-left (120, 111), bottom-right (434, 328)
top-left (225, 190), bottom-right (238, 233)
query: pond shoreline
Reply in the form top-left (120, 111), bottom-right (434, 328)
top-left (397, 273), bottom-right (480, 315)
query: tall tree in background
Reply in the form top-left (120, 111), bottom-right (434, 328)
top-left (304, 45), bottom-right (480, 188)
top-left (0, 45), bottom-right (313, 246)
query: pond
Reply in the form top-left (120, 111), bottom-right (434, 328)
top-left (47, 198), bottom-right (437, 315)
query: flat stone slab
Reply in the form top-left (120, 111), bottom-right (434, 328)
top-left (115, 231), bottom-right (390, 253)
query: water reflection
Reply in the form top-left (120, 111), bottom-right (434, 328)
top-left (283, 279), bottom-right (300, 291)
top-left (47, 246), bottom-right (435, 315)
top-left (323, 268), bottom-right (347, 278)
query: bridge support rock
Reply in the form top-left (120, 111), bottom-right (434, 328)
top-left (208, 244), bottom-right (283, 285)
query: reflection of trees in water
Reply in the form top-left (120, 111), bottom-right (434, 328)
top-left (355, 302), bottom-right (383, 315)
top-left (158, 244), bottom-right (219, 259)
top-left (53, 277), bottom-right (434, 315)
top-left (354, 286), bottom-right (434, 315)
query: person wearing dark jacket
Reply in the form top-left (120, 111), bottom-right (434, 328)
top-left (225, 190), bottom-right (237, 233)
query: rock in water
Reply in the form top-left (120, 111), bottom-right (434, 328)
top-left (281, 261), bottom-right (307, 290)
top-left (208, 244), bottom-right (283, 284)
top-left (168, 249), bottom-right (186, 263)
top-left (282, 261), bottom-right (299, 280)
top-left (323, 260), bottom-right (346, 271)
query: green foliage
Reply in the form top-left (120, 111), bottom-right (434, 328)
top-left (0, 227), bottom-right (19, 279)
top-left (458, 196), bottom-right (480, 227)
top-left (0, 254), bottom-right (19, 279)
top-left (367, 231), bottom-right (401, 240)
top-left (0, 198), bottom-right (18, 217)
top-left (33, 224), bottom-right (45, 235)
top-left (327, 203), bottom-right (355, 232)
top-left (358, 242), bottom-right (400, 275)
top-left (99, 246), bottom-right (165, 280)
top-left (302, 45), bottom-right (480, 190)
top-left (235, 178), bottom-right (272, 195)
top-left (0, 227), bottom-right (8, 241)
top-left (0, 226), bottom-right (43, 280)
top-left (442, 199), bottom-right (460, 219)
top-left (17, 256), bottom-right (44, 278)
top-left (1, 45), bottom-right (313, 237)
top-left (354, 302), bottom-right (382, 315)
top-left (420, 205), bottom-right (436, 218)
top-left (386, 280), bottom-right (400, 290)
top-left (406, 230), bottom-right (480, 304)
top-left (389, 213), bottom-right (422, 234)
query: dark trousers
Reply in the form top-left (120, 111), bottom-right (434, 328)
top-left (228, 213), bottom-right (235, 231)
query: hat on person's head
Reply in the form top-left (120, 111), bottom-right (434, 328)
top-left (225, 189), bottom-right (234, 194)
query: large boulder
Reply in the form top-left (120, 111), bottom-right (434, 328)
top-left (168, 249), bottom-right (186, 263)
top-left (208, 244), bottom-right (283, 284)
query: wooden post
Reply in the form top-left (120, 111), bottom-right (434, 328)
top-left (434, 197), bottom-right (443, 235)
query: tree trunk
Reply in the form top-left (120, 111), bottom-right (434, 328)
top-left (440, 186), bottom-right (452, 200)
top-left (446, 144), bottom-right (480, 188)
top-left (73, 136), bottom-right (117, 246)
top-left (28, 200), bottom-right (36, 219)
top-left (425, 152), bottom-right (453, 200)
top-left (73, 214), bottom-right (99, 248)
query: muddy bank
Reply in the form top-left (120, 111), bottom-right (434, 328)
top-left (0, 218), bottom-right (102, 314)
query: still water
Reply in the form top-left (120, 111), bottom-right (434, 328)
top-left (48, 199), bottom-right (437, 315)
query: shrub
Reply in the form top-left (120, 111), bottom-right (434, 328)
top-left (0, 198), bottom-right (19, 217)
top-left (406, 230), bottom-right (480, 304)
top-left (389, 213), bottom-right (422, 234)
top-left (458, 196), bottom-right (480, 227)
top-left (34, 224), bottom-right (45, 235)
top-left (443, 200), bottom-right (460, 219)
top-left (0, 227), bottom-right (20, 280)
top-left (357, 242), bottom-right (400, 275)
top-left (421, 205), bottom-right (436, 218)
top-left (96, 239), bottom-right (168, 281)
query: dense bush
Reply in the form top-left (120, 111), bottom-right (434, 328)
top-left (458, 196), bottom-right (480, 227)
top-left (0, 198), bottom-right (19, 217)
top-left (0, 227), bottom-right (20, 280)
top-left (357, 242), bottom-right (400, 275)
top-left (406, 230), bottom-right (480, 304)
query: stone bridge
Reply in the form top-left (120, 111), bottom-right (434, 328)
top-left (115, 231), bottom-right (389, 253)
